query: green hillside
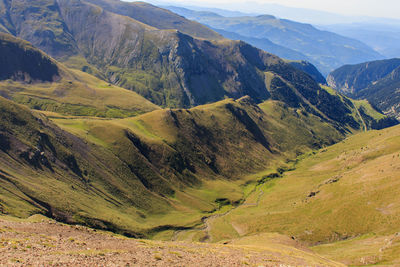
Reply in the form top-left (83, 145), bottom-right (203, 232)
top-left (0, 30), bottom-right (393, 240)
top-left (0, 33), bottom-right (159, 117)
top-left (0, 68), bottom-right (160, 118)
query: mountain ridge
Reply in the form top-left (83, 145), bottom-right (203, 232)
top-left (0, 0), bottom-right (369, 120)
top-left (164, 6), bottom-right (384, 76)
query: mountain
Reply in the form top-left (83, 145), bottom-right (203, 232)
top-left (211, 28), bottom-right (312, 64)
top-left (327, 58), bottom-right (400, 95)
top-left (319, 23), bottom-right (400, 58)
top-left (0, 0), bottom-right (328, 108)
top-left (1, 1), bottom-right (400, 265)
top-left (357, 66), bottom-right (400, 119)
top-left (164, 6), bottom-right (384, 76)
top-left (204, 29), bottom-right (326, 84)
top-left (83, 0), bottom-right (223, 41)
top-left (0, 32), bottom-right (159, 117)
top-left (2, 86), bottom-right (393, 239)
top-left (0, 0), bottom-right (379, 125)
top-left (0, 93), bottom-right (339, 237)
top-left (327, 58), bottom-right (400, 119)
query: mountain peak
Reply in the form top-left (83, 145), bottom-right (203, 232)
top-left (256, 14), bottom-right (276, 20)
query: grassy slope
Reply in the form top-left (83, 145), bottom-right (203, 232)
top-left (0, 68), bottom-right (160, 118)
top-left (1, 68), bottom-right (389, 240)
top-left (0, 97), bottom-right (177, 236)
top-left (0, 32), bottom-right (159, 118)
top-left (1, 28), bottom-right (385, 240)
top-left (207, 124), bottom-right (400, 265)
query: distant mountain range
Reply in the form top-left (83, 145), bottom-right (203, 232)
top-left (319, 23), bottom-right (400, 59)
top-left (328, 58), bottom-right (400, 119)
top-left (164, 6), bottom-right (383, 76)
top-left (147, 0), bottom-right (400, 25)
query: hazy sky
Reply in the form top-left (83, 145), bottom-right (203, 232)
top-left (155, 0), bottom-right (400, 19)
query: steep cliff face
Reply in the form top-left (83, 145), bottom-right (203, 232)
top-left (357, 66), bottom-right (400, 119)
top-left (327, 58), bottom-right (400, 95)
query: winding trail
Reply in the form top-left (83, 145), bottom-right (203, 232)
top-left (355, 106), bottom-right (367, 132)
top-left (172, 184), bottom-right (266, 242)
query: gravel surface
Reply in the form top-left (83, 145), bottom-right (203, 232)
top-left (0, 217), bottom-right (342, 266)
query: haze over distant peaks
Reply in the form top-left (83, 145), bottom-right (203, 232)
top-left (165, 5), bottom-right (383, 75)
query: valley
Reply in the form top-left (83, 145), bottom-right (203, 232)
top-left (0, 0), bottom-right (399, 266)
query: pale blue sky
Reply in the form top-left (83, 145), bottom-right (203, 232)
top-left (152, 0), bottom-right (400, 19)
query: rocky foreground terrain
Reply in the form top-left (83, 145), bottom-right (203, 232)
top-left (0, 215), bottom-right (343, 266)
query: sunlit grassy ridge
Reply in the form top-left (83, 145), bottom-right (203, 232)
top-left (0, 68), bottom-right (160, 118)
top-left (0, 32), bottom-right (160, 118)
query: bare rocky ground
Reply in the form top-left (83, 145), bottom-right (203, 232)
top-left (0, 216), bottom-right (342, 266)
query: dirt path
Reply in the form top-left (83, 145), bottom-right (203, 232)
top-left (173, 185), bottom-right (266, 242)
top-left (355, 106), bottom-right (367, 132)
